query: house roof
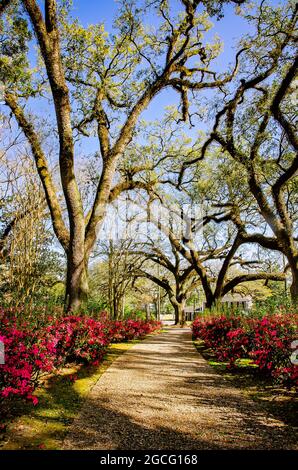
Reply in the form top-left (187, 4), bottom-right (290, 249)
top-left (185, 293), bottom-right (253, 312)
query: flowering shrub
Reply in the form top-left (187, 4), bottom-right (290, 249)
top-left (43, 316), bottom-right (110, 366)
top-left (219, 328), bottom-right (250, 366)
top-left (107, 319), bottom-right (161, 342)
top-left (192, 314), bottom-right (298, 387)
top-left (192, 316), bottom-right (250, 366)
top-left (192, 316), bottom-right (242, 349)
top-left (0, 312), bottom-right (161, 404)
top-left (0, 326), bottom-right (55, 404)
top-left (247, 316), bottom-right (298, 388)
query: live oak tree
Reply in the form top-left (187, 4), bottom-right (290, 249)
top-left (1, 0), bottom-right (245, 310)
top-left (90, 240), bottom-right (168, 319)
top-left (136, 237), bottom-right (200, 324)
top-left (141, 185), bottom-right (286, 309)
top-left (122, 114), bottom-right (287, 311)
top-left (192, 1), bottom-right (298, 302)
top-left (197, 151), bottom-right (296, 297)
top-left (188, 152), bottom-right (289, 305)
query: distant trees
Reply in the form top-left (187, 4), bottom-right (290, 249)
top-left (91, 239), bottom-right (144, 320)
top-left (136, 238), bottom-right (199, 324)
top-left (141, 194), bottom-right (285, 311)
top-left (0, 153), bottom-right (64, 305)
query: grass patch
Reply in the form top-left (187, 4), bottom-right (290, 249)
top-left (0, 340), bottom-right (140, 450)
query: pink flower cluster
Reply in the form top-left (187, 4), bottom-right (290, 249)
top-left (43, 316), bottom-right (111, 366)
top-left (192, 314), bottom-right (298, 387)
top-left (0, 324), bottom-right (55, 404)
top-left (106, 319), bottom-right (161, 342)
top-left (0, 313), bottom-right (161, 404)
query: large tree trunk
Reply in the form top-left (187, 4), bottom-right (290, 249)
top-left (145, 303), bottom-right (150, 321)
top-left (204, 292), bottom-right (216, 310)
top-left (65, 249), bottom-right (89, 312)
top-left (283, 252), bottom-right (298, 304)
top-left (173, 304), bottom-right (179, 325)
top-left (290, 262), bottom-right (298, 304)
top-left (64, 200), bottom-right (111, 312)
top-left (173, 301), bottom-right (186, 326)
top-left (180, 304), bottom-right (186, 327)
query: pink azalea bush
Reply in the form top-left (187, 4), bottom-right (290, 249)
top-left (43, 316), bottom-right (110, 366)
top-left (192, 314), bottom-right (298, 387)
top-left (248, 316), bottom-right (297, 387)
top-left (0, 323), bottom-right (55, 404)
top-left (0, 311), bottom-right (161, 404)
top-left (106, 319), bottom-right (161, 342)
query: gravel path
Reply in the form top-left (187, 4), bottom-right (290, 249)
top-left (63, 327), bottom-right (297, 450)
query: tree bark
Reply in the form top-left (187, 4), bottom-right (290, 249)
top-left (65, 250), bottom-right (89, 312)
top-left (204, 291), bottom-right (216, 310)
top-left (289, 261), bottom-right (298, 304)
top-left (145, 303), bottom-right (150, 321)
top-left (173, 304), bottom-right (180, 325)
top-left (172, 300), bottom-right (186, 326)
top-left (179, 301), bottom-right (186, 327)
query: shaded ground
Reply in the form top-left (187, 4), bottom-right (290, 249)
top-left (194, 340), bottom-right (298, 429)
top-left (63, 328), bottom-right (297, 450)
top-left (0, 342), bottom-right (139, 450)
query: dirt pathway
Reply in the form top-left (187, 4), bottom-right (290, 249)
top-left (63, 328), bottom-right (297, 450)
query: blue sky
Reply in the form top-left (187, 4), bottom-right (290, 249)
top-left (28, 1), bottom-right (281, 157)
top-left (72, 0), bottom-right (251, 122)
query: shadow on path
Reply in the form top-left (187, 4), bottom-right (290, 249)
top-left (63, 328), bottom-right (298, 450)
